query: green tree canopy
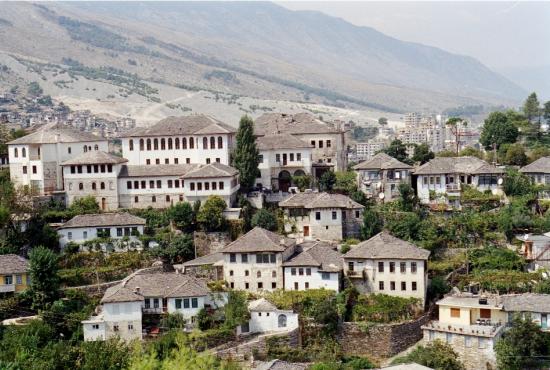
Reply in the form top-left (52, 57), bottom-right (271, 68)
top-left (224, 291), bottom-right (250, 329)
top-left (361, 206), bottom-right (382, 240)
top-left (167, 202), bottom-right (194, 232)
top-left (153, 232), bottom-right (195, 264)
top-left (480, 111), bottom-right (519, 150)
top-left (232, 115), bottom-right (260, 192)
top-left (502, 143), bottom-right (528, 166)
top-left (523, 92), bottom-right (541, 123)
top-left (378, 117), bottom-right (388, 125)
top-left (68, 196), bottom-right (100, 215)
top-left (319, 171), bottom-right (337, 192)
top-left (251, 208), bottom-right (278, 231)
top-left (381, 139), bottom-right (412, 165)
top-left (458, 146), bottom-right (484, 159)
top-left (29, 246), bottom-right (60, 309)
top-left (392, 340), bottom-right (465, 370)
top-left (292, 174), bottom-right (313, 192)
top-left (412, 143), bottom-right (434, 164)
top-left (334, 171), bottom-right (358, 194)
top-left (544, 100), bottom-right (550, 123)
top-left (197, 195), bottom-right (227, 232)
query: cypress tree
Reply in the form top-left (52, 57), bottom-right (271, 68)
top-left (233, 115), bottom-right (260, 192)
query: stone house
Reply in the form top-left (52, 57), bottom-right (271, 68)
top-left (279, 192), bottom-right (364, 242)
top-left (519, 156), bottom-right (550, 199)
top-left (353, 152), bottom-right (412, 201)
top-left (414, 156), bottom-right (504, 208)
top-left (343, 232), bottom-right (430, 304)
top-left (518, 232), bottom-right (550, 271)
top-left (0, 254), bottom-right (30, 293)
top-left (238, 298), bottom-right (299, 335)
top-left (57, 212), bottom-right (146, 250)
top-left (176, 252), bottom-right (224, 280)
top-left (282, 240), bottom-right (343, 291)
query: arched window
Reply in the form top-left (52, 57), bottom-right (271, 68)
top-left (278, 314), bottom-right (287, 328)
top-left (13, 148), bottom-right (18, 157)
top-left (175, 138), bottom-right (180, 149)
top-left (129, 140), bottom-right (134, 151)
top-left (152, 195), bottom-right (156, 203)
top-left (182, 138), bottom-right (187, 149)
top-left (94, 145), bottom-right (99, 151)
top-left (100, 182), bottom-right (105, 190)
top-left (203, 137), bottom-right (208, 149)
top-left (139, 139), bottom-right (144, 151)
top-left (68, 183), bottom-right (73, 191)
top-left (168, 138), bottom-right (173, 150)
top-left (21, 148), bottom-right (26, 157)
top-left (256, 271), bottom-right (261, 278)
top-left (272, 271), bottom-right (276, 278)
top-left (92, 182), bottom-right (97, 190)
top-left (153, 138), bottom-right (159, 150)
top-left (79, 183), bottom-right (84, 190)
top-left (161, 138), bottom-right (166, 150)
top-left (146, 139), bottom-right (151, 151)
top-left (210, 136), bottom-right (215, 149)
top-left (189, 137), bottom-right (194, 149)
top-left (218, 136), bottom-right (223, 149)
top-left (83, 145), bottom-right (88, 153)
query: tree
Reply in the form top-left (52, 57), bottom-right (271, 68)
top-left (251, 209), bottom-right (278, 231)
top-left (392, 340), bottom-right (465, 370)
top-left (232, 115), bottom-right (260, 192)
top-left (381, 139), bottom-right (412, 165)
top-left (29, 246), bottom-right (60, 309)
top-left (334, 171), bottom-right (358, 195)
top-left (446, 117), bottom-right (468, 154)
top-left (436, 150), bottom-right (457, 158)
top-left (480, 111), bottom-right (519, 150)
top-left (292, 174), bottom-right (313, 191)
top-left (523, 92), bottom-right (541, 124)
top-left (27, 82), bottom-right (43, 97)
top-left (68, 196), bottom-right (100, 215)
top-left (167, 202), bottom-right (194, 232)
top-left (458, 146), bottom-right (484, 159)
top-left (378, 117), bottom-right (388, 126)
top-left (544, 100), bottom-right (550, 123)
top-left (503, 168), bottom-right (536, 197)
top-left (319, 171), bottom-right (336, 192)
top-left (412, 143), bottom-right (434, 164)
top-left (153, 233), bottom-right (195, 264)
top-left (224, 291), bottom-right (250, 329)
top-left (197, 196), bottom-right (227, 231)
top-left (495, 315), bottom-right (549, 370)
top-left (361, 206), bottom-right (382, 240)
top-left (503, 143), bottom-right (528, 166)
top-left (396, 183), bottom-right (417, 212)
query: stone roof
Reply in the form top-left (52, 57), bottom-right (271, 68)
top-left (61, 151), bottom-right (128, 166)
top-left (414, 156), bottom-right (503, 175)
top-left (343, 231), bottom-right (430, 260)
top-left (179, 252), bottom-right (224, 268)
top-left (60, 212), bottom-right (146, 229)
top-left (181, 162), bottom-right (238, 179)
top-left (8, 124), bottom-right (104, 145)
top-left (283, 241), bottom-right (343, 272)
top-left (353, 153), bottom-right (412, 171)
top-left (519, 157), bottom-right (550, 174)
top-left (119, 164), bottom-right (199, 177)
top-left (376, 364), bottom-right (433, 370)
top-left (254, 113), bottom-right (340, 136)
top-left (256, 134), bottom-right (312, 151)
top-left (222, 227), bottom-right (295, 253)
top-left (254, 359), bottom-right (309, 370)
top-left (122, 114), bottom-right (236, 137)
top-left (101, 269), bottom-right (209, 303)
top-left (279, 192), bottom-right (364, 209)
top-left (249, 298), bottom-right (278, 312)
top-left (0, 254), bottom-right (29, 275)
top-left (501, 293), bottom-right (550, 313)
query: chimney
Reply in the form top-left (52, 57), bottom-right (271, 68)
top-left (134, 287), bottom-right (140, 294)
top-left (478, 297), bottom-right (488, 305)
top-left (524, 240), bottom-right (534, 258)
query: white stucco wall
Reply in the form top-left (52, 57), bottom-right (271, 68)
top-left (283, 266), bottom-right (340, 291)
top-left (248, 310), bottom-right (299, 334)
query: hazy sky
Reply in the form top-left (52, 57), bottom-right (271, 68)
top-left (279, 1), bottom-right (550, 70)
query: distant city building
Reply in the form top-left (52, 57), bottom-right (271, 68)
top-left (354, 140), bottom-right (387, 161)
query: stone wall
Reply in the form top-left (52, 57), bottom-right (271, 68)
top-left (64, 279), bottom-right (122, 299)
top-left (338, 312), bottom-right (432, 359)
top-left (194, 231), bottom-right (232, 257)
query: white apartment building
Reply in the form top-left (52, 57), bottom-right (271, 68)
top-left (255, 113), bottom-right (347, 178)
top-left (282, 241), bottom-right (343, 292)
top-left (279, 192), bottom-right (364, 242)
top-left (7, 124), bottom-right (107, 194)
top-left (355, 140), bottom-right (387, 161)
top-left (404, 112), bottom-right (422, 127)
top-left (57, 212), bottom-right (145, 250)
top-left (353, 153), bottom-right (412, 201)
top-left (414, 156), bottom-right (504, 208)
top-left (83, 268), bottom-right (224, 341)
top-left (255, 133), bottom-right (313, 192)
top-left (221, 227), bottom-right (297, 292)
top-left (343, 232), bottom-right (430, 304)
top-left (520, 156), bottom-right (550, 199)
top-left (120, 115), bottom-right (236, 166)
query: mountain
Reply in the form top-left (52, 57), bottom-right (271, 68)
top-left (0, 2), bottom-right (525, 117)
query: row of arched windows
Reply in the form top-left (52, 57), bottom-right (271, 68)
top-left (68, 181), bottom-right (112, 191)
top-left (229, 270), bottom-right (277, 278)
top-left (129, 136), bottom-right (224, 151)
top-left (13, 147), bottom-right (26, 158)
top-left (83, 145), bottom-right (99, 152)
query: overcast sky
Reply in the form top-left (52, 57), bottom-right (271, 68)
top-left (279, 1), bottom-right (550, 70)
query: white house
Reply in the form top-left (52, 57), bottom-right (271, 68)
top-left (255, 113), bottom-right (347, 178)
top-left (7, 124), bottom-right (108, 195)
top-left (343, 232), bottom-right (430, 304)
top-left (119, 114), bottom-right (236, 166)
top-left (255, 133), bottom-right (313, 192)
top-left (83, 268), bottom-right (224, 341)
top-left (414, 156), bottom-right (504, 208)
top-left (283, 241), bottom-right (343, 291)
top-left (353, 153), bottom-right (412, 202)
top-left (519, 156), bottom-right (550, 199)
top-left (239, 298), bottom-right (299, 335)
top-left (221, 227), bottom-right (297, 292)
top-left (57, 212), bottom-right (146, 250)
top-left (279, 192), bottom-right (364, 242)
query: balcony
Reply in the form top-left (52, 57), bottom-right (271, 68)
top-left (446, 184), bottom-right (461, 192)
top-left (422, 320), bottom-right (505, 338)
top-left (346, 269), bottom-right (366, 279)
top-left (0, 284), bottom-right (15, 293)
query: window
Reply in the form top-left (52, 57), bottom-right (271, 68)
top-left (153, 138), bottom-right (159, 150)
top-left (356, 210), bottom-right (360, 218)
top-left (322, 272), bottom-right (330, 280)
top-left (155, 159), bottom-right (160, 165)
top-left (401, 281), bottom-right (406, 291)
top-left (186, 158), bottom-right (190, 164)
top-left (165, 158), bottom-right (169, 164)
top-left (190, 183), bottom-right (195, 191)
top-left (128, 324), bottom-right (134, 330)
top-left (161, 138), bottom-right (166, 150)
top-left (411, 262), bottom-right (417, 273)
top-left (197, 182), bottom-right (202, 191)
top-left (297, 153), bottom-right (301, 161)
top-left (258, 282), bottom-right (263, 289)
top-left (14, 148), bottom-right (18, 157)
top-left (212, 181), bottom-right (217, 190)
top-left (319, 140), bottom-right (323, 148)
top-left (315, 212), bottom-right (321, 220)
top-left (229, 270), bottom-right (234, 276)
top-left (348, 262), bottom-right (354, 271)
top-left (390, 281), bottom-right (396, 290)
top-left (146, 139), bottom-right (152, 150)
top-left (412, 282), bottom-right (417, 291)
top-left (259, 154), bottom-right (264, 163)
top-left (92, 324), bottom-right (99, 330)
top-left (389, 262), bottom-right (395, 273)
top-left (332, 211), bottom-right (337, 220)
top-left (168, 180), bottom-right (173, 188)
top-left (134, 196), bottom-right (139, 203)
top-left (113, 325), bottom-right (119, 332)
top-left (129, 139), bottom-right (134, 151)
top-left (117, 228), bottom-right (123, 237)
top-left (183, 298), bottom-right (190, 308)
top-left (400, 262), bottom-right (406, 273)
top-left (205, 182), bottom-right (210, 190)
top-left (290, 153), bottom-right (294, 161)
top-left (272, 282), bottom-right (277, 289)
top-left (230, 253), bottom-right (236, 263)
top-left (22, 166), bottom-right (27, 174)
top-left (83, 231), bottom-right (87, 239)
top-left (157, 180), bottom-right (161, 188)
top-left (299, 268), bottom-right (304, 276)
top-left (291, 268), bottom-right (296, 276)
top-left (379, 281), bottom-right (384, 290)
top-left (480, 309), bottom-right (491, 319)
top-left (245, 282), bottom-right (249, 289)
top-left (100, 182), bottom-right (105, 190)
top-left (21, 147), bottom-right (27, 157)
top-left (450, 308), bottom-right (461, 318)
top-left (219, 181), bottom-right (224, 190)
top-left (153, 298), bottom-right (159, 308)
top-left (174, 158), bottom-right (178, 164)
top-left (270, 254), bottom-right (276, 263)
top-left (378, 262), bottom-right (384, 272)
top-left (94, 145), bottom-right (99, 151)
top-left (306, 268), bottom-right (311, 276)
top-left (126, 181), bottom-right (132, 189)
top-left (152, 195), bottom-right (156, 203)
top-left (100, 164), bottom-right (105, 173)
top-left (175, 180), bottom-right (180, 188)
top-left (311, 140), bottom-right (315, 147)
top-left (79, 183), bottom-right (84, 190)
top-left (241, 254), bottom-right (248, 263)
top-left (278, 314), bottom-right (287, 327)
top-left (294, 282), bottom-right (299, 290)
top-left (218, 136), bottom-right (223, 149)
top-left (210, 136), bottom-right (216, 149)
top-left (305, 282), bottom-right (310, 289)
top-left (245, 270), bottom-right (249, 276)
top-left (271, 270), bottom-right (277, 278)
top-left (4, 275), bottom-right (12, 285)
top-left (276, 154), bottom-right (281, 162)
top-left (326, 140), bottom-right (331, 147)
top-left (446, 333), bottom-right (453, 343)
top-left (203, 137), bottom-right (208, 149)
top-left (140, 139), bottom-right (144, 150)
top-left (257, 271), bottom-right (262, 278)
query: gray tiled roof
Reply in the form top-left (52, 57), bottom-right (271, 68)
top-left (414, 156), bottom-right (503, 175)
top-left (61, 151), bottom-right (128, 166)
top-left (222, 227), bottom-right (295, 253)
top-left (502, 293), bottom-right (550, 313)
top-left (179, 252), bottom-right (224, 267)
top-left (254, 113), bottom-right (340, 135)
top-left (60, 212), bottom-right (145, 229)
top-left (376, 364), bottom-right (433, 370)
top-left (0, 254), bottom-right (29, 275)
top-left (254, 359), bottom-right (308, 370)
top-left (520, 157), bottom-right (550, 174)
top-left (249, 298), bottom-right (278, 312)
top-left (283, 241), bottom-right (343, 272)
top-left (279, 192), bottom-right (364, 209)
top-left (119, 164), bottom-right (199, 177)
top-left (8, 124), bottom-right (104, 145)
top-left (256, 134), bottom-right (312, 150)
top-left (122, 114), bottom-right (236, 137)
top-left (101, 269), bottom-right (209, 303)
top-left (353, 153), bottom-right (412, 170)
top-left (181, 162), bottom-right (238, 178)
top-left (343, 231), bottom-right (430, 260)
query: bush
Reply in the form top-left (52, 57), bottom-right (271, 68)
top-left (251, 209), bottom-right (278, 231)
top-left (350, 294), bottom-right (420, 323)
top-left (197, 196), bottom-right (227, 231)
top-left (392, 340), bottom-right (465, 370)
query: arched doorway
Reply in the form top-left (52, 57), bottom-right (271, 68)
top-left (293, 169), bottom-right (306, 177)
top-left (278, 314), bottom-right (287, 328)
top-left (278, 171), bottom-right (292, 192)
